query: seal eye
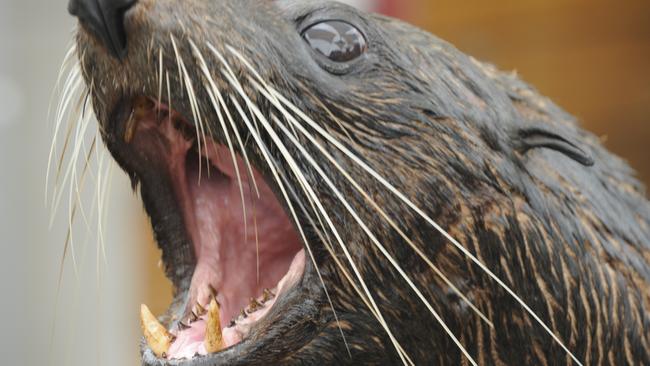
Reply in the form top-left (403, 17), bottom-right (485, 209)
top-left (302, 21), bottom-right (367, 62)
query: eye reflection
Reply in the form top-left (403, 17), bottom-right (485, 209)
top-left (303, 21), bottom-right (367, 63)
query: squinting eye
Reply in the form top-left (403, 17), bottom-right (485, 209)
top-left (302, 21), bottom-right (367, 63)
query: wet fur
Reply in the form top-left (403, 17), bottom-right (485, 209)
top-left (73, 0), bottom-right (650, 364)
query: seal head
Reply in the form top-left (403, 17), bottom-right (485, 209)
top-left (69, 0), bottom-right (650, 365)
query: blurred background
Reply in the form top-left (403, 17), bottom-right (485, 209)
top-left (0, 0), bottom-right (647, 365)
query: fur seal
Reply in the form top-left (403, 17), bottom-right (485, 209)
top-left (62, 0), bottom-right (650, 364)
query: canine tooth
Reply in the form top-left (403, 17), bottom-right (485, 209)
top-left (134, 96), bottom-right (155, 112)
top-left (124, 109), bottom-right (137, 143)
top-left (204, 298), bottom-right (224, 353)
top-left (140, 304), bottom-right (173, 358)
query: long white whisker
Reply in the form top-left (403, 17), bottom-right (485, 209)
top-left (269, 112), bottom-right (478, 364)
top-left (263, 83), bottom-right (582, 366)
top-left (157, 47), bottom-right (164, 118)
top-left (227, 45), bottom-right (581, 364)
top-left (251, 79), bottom-right (492, 328)
top-left (233, 75), bottom-right (473, 363)
top-left (96, 146), bottom-right (111, 267)
top-left (48, 41), bottom-right (77, 121)
top-left (205, 45), bottom-right (365, 358)
top-left (73, 137), bottom-right (97, 232)
top-left (170, 35), bottom-right (207, 183)
top-left (47, 67), bottom-right (83, 206)
top-left (220, 67), bottom-right (412, 365)
top-left (204, 77), bottom-right (355, 357)
top-left (276, 163), bottom-right (420, 363)
top-left (50, 98), bottom-right (92, 228)
top-left (189, 39), bottom-right (250, 242)
top-left (46, 42), bottom-right (78, 171)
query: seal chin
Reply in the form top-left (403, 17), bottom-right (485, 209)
top-left (114, 96), bottom-right (309, 364)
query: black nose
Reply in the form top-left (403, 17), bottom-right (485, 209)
top-left (68, 0), bottom-right (138, 60)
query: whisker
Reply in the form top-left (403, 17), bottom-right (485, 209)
top-left (46, 42), bottom-right (78, 184)
top-left (48, 41), bottom-right (77, 119)
top-left (263, 83), bottom-right (582, 365)
top-left (220, 65), bottom-right (412, 365)
top-left (189, 39), bottom-right (250, 243)
top-left (227, 45), bottom-right (582, 364)
top-left (284, 177), bottom-right (417, 363)
top-left (228, 92), bottom-right (357, 360)
top-left (248, 74), bottom-right (492, 327)
top-left (170, 35), bottom-right (207, 183)
top-left (47, 66), bottom-right (83, 207)
top-left (74, 137), bottom-right (98, 232)
top-left (157, 47), bottom-right (164, 120)
top-left (205, 43), bottom-right (261, 199)
top-left (199, 52), bottom-right (355, 355)
top-left (96, 147), bottom-right (111, 267)
top-left (271, 105), bottom-right (493, 327)
top-left (269, 112), bottom-right (478, 364)
top-left (50, 98), bottom-right (92, 228)
top-left (235, 78), bottom-right (472, 363)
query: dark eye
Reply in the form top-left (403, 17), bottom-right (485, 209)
top-left (302, 21), bottom-right (367, 63)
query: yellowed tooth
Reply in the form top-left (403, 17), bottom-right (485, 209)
top-left (262, 288), bottom-right (274, 302)
top-left (248, 298), bottom-right (262, 313)
top-left (140, 304), bottom-right (174, 358)
top-left (195, 302), bottom-right (207, 316)
top-left (134, 96), bottom-right (155, 114)
top-left (189, 310), bottom-right (199, 323)
top-left (208, 284), bottom-right (218, 298)
top-left (124, 109), bottom-right (137, 143)
top-left (125, 97), bottom-right (154, 143)
top-left (204, 298), bottom-right (225, 353)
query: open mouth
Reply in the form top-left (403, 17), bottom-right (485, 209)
top-left (122, 96), bottom-right (306, 361)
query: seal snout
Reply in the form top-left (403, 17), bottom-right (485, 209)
top-left (68, 0), bottom-right (137, 60)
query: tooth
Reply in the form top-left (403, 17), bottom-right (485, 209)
top-left (189, 311), bottom-right (199, 323)
top-left (208, 284), bottom-right (218, 298)
top-left (204, 298), bottom-right (224, 353)
top-left (177, 321), bottom-right (191, 331)
top-left (125, 97), bottom-right (154, 143)
top-left (248, 298), bottom-right (262, 313)
top-left (140, 304), bottom-right (173, 358)
top-left (262, 289), bottom-right (274, 302)
top-left (195, 302), bottom-right (206, 316)
top-left (124, 109), bottom-right (137, 143)
top-left (134, 96), bottom-right (155, 113)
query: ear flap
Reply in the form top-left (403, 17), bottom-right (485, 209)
top-left (516, 128), bottom-right (595, 167)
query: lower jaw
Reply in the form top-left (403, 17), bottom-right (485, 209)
top-left (140, 248), bottom-right (323, 366)
top-left (164, 249), bottom-right (306, 360)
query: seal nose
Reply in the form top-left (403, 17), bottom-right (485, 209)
top-left (68, 0), bottom-right (138, 60)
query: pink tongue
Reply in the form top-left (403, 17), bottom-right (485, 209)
top-left (166, 250), bottom-right (306, 360)
top-left (167, 321), bottom-right (208, 359)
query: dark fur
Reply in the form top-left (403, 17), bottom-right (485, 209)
top-left (73, 0), bottom-right (650, 364)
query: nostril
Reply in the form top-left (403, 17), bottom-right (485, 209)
top-left (67, 0), bottom-right (138, 61)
